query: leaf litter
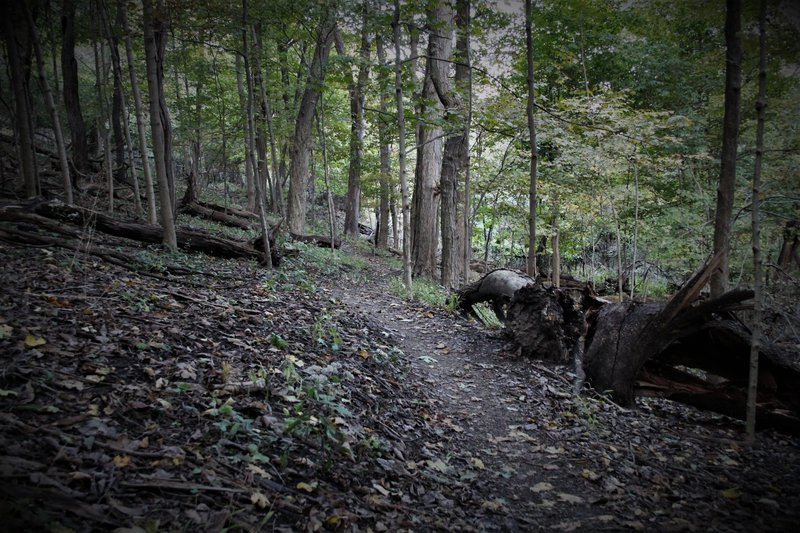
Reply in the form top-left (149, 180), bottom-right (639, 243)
top-left (0, 241), bottom-right (798, 531)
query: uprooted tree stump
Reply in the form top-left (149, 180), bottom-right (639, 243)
top-left (460, 255), bottom-right (800, 434)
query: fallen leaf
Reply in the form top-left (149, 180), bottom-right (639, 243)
top-left (721, 487), bottom-right (741, 499)
top-left (250, 491), bottom-right (270, 508)
top-left (557, 493), bottom-right (584, 504)
top-left (531, 482), bottom-right (554, 493)
top-left (582, 469), bottom-right (600, 481)
top-left (25, 335), bottom-right (46, 347)
top-left (57, 379), bottom-right (84, 391)
top-left (296, 481), bottom-right (317, 493)
top-left (0, 324), bottom-right (12, 339)
top-left (113, 455), bottom-right (131, 468)
top-left (470, 457), bottom-right (486, 470)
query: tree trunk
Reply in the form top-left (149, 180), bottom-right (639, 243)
top-left (710, 0), bottom-right (742, 298)
top-left (375, 35), bottom-right (391, 249)
top-left (287, 7), bottom-right (335, 235)
top-left (120, 0), bottom-right (157, 224)
top-left (339, 3), bottom-right (370, 238)
top-left (252, 25), bottom-right (282, 215)
top-left (460, 0), bottom-right (473, 286)
top-left (412, 1), bottom-right (454, 279)
top-left (24, 1), bottom-right (72, 204)
top-left (393, 0), bottom-right (412, 293)
top-left (440, 0), bottom-right (471, 290)
top-left (2, 2), bottom-right (38, 198)
top-left (316, 99), bottom-right (337, 251)
top-left (747, 0), bottom-right (767, 444)
top-left (525, 0), bottom-right (539, 278)
top-left (242, 0), bottom-right (272, 268)
top-left (235, 54), bottom-right (257, 213)
top-left (61, 0), bottom-right (89, 176)
top-left (141, 0), bottom-right (177, 250)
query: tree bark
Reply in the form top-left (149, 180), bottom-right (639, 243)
top-left (412, 1), bottom-right (454, 279)
top-left (141, 0), bottom-right (177, 250)
top-left (525, 0), bottom-right (539, 278)
top-left (393, 0), bottom-right (412, 292)
top-left (242, 0), bottom-right (272, 268)
top-left (120, 0), bottom-right (157, 224)
top-left (710, 0), bottom-right (742, 298)
top-left (235, 54), bottom-right (257, 212)
top-left (287, 6), bottom-right (336, 235)
top-left (24, 1), bottom-right (72, 204)
top-left (747, 0), bottom-right (767, 444)
top-left (2, 2), bottom-right (38, 198)
top-left (339, 3), bottom-right (371, 238)
top-left (61, 0), bottom-right (89, 176)
top-left (376, 35), bottom-right (391, 249)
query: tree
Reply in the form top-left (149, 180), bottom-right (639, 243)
top-left (2, 1), bottom-right (38, 198)
top-left (412, 1), bottom-right (454, 278)
top-left (142, 0), bottom-right (177, 250)
top-left (375, 34), bottom-right (391, 249)
top-left (710, 0), bottom-right (742, 298)
top-left (440, 0), bottom-right (471, 290)
top-left (25, 0), bottom-right (72, 203)
top-left (61, 0), bottom-right (89, 176)
top-left (120, 0), bottom-right (157, 224)
top-left (746, 0), bottom-right (767, 444)
top-left (393, 0), bottom-right (412, 292)
top-left (525, 0), bottom-right (539, 278)
top-left (242, 0), bottom-right (272, 268)
top-left (287, 4), bottom-right (336, 235)
top-left (337, 2), bottom-right (371, 238)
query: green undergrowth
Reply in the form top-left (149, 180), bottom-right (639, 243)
top-left (282, 240), bottom-right (368, 278)
top-left (388, 275), bottom-right (455, 311)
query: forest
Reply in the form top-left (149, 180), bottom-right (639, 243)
top-left (1, 0), bottom-right (799, 530)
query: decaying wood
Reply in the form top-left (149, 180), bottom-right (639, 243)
top-left (289, 232), bottom-right (341, 249)
top-left (1, 200), bottom-right (280, 265)
top-left (466, 255), bottom-right (800, 435)
top-left (457, 269), bottom-right (534, 320)
top-left (505, 283), bottom-right (584, 363)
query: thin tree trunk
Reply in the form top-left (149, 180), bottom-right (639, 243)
top-left (142, 0), bottom-right (176, 250)
top-left (242, 0), bottom-right (272, 268)
top-left (525, 0), bottom-right (538, 278)
top-left (376, 35), bottom-right (391, 249)
top-left (24, 1), bottom-right (73, 204)
top-left (393, 0), bottom-right (412, 292)
top-left (120, 0), bottom-right (156, 224)
top-left (287, 7), bottom-right (335, 234)
top-left (747, 0), bottom-right (767, 444)
top-left (235, 54), bottom-right (257, 212)
top-left (631, 161), bottom-right (639, 299)
top-left (251, 22), bottom-right (274, 212)
top-left (93, 38), bottom-right (114, 212)
top-left (61, 0), bottom-right (89, 176)
top-left (339, 2), bottom-right (370, 238)
top-left (317, 102), bottom-right (337, 251)
top-left (710, 0), bottom-right (742, 298)
top-left (462, 0), bottom-right (473, 285)
top-left (253, 27), bottom-right (282, 215)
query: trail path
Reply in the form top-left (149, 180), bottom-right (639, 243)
top-left (322, 246), bottom-right (800, 531)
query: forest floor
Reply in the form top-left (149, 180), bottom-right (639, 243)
top-left (1, 231), bottom-right (800, 532)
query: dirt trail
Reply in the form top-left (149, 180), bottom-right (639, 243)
top-left (326, 252), bottom-right (624, 529)
top-left (323, 247), bottom-right (800, 531)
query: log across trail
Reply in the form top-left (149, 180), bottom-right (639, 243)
top-left (457, 260), bottom-right (800, 435)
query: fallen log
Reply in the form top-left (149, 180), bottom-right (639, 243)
top-left (467, 254), bottom-right (800, 434)
top-left (19, 200), bottom-right (280, 265)
top-left (289, 232), bottom-right (341, 249)
top-left (179, 200), bottom-right (254, 230)
top-left (456, 269), bottom-right (534, 320)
